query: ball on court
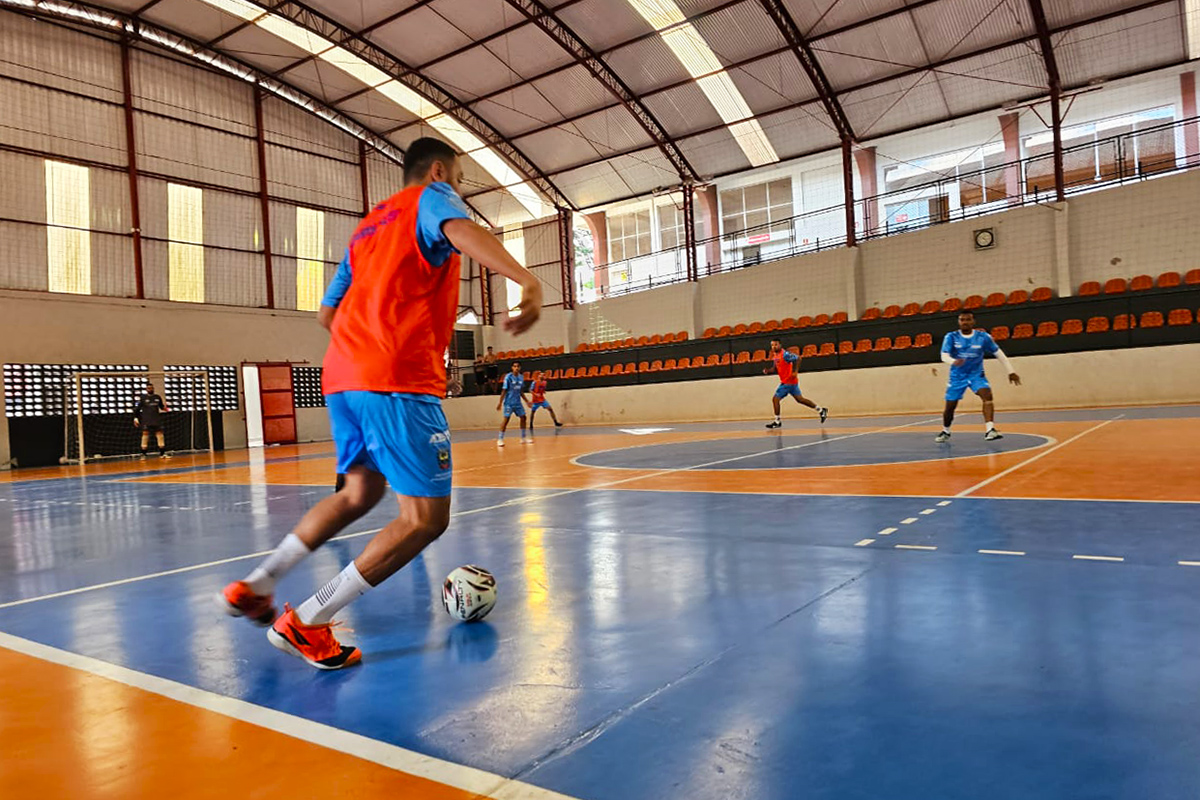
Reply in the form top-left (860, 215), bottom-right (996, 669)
top-left (442, 565), bottom-right (497, 623)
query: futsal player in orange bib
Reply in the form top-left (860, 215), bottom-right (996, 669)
top-left (528, 370), bottom-right (563, 430)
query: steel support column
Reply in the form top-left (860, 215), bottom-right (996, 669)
top-left (1029, 0), bottom-right (1065, 202)
top-left (119, 38), bottom-right (145, 299)
top-left (479, 261), bottom-right (494, 326)
top-left (682, 189), bottom-right (698, 281)
top-left (557, 208), bottom-right (575, 310)
top-left (358, 139), bottom-right (370, 216)
top-left (842, 139), bottom-right (856, 247)
top-left (253, 89), bottom-right (275, 309)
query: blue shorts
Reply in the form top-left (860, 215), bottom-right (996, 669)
top-left (774, 383), bottom-right (803, 400)
top-left (945, 372), bottom-right (991, 401)
top-left (326, 391), bottom-right (452, 498)
top-left (530, 400), bottom-right (551, 411)
top-left (502, 399), bottom-right (526, 418)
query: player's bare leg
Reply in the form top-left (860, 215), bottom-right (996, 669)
top-left (548, 404), bottom-right (563, 427)
top-left (766, 395), bottom-right (784, 428)
top-left (498, 413), bottom-right (512, 446)
top-left (519, 413), bottom-right (531, 444)
top-left (937, 400), bottom-right (958, 443)
top-left (978, 387), bottom-right (1002, 440)
top-left (794, 394), bottom-right (829, 423)
top-left (155, 430), bottom-right (168, 458)
top-left (140, 430), bottom-right (150, 457)
top-left (221, 466), bottom-right (386, 626)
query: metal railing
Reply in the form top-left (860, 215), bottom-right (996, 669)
top-left (592, 115), bottom-right (1200, 300)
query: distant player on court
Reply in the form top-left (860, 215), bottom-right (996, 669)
top-left (221, 137), bottom-right (542, 669)
top-left (764, 340), bottom-right (827, 428)
top-left (528, 370), bottom-right (563, 430)
top-left (134, 383), bottom-right (169, 458)
top-left (937, 311), bottom-right (1020, 443)
top-left (496, 361), bottom-right (530, 446)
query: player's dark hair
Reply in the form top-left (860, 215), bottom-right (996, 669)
top-left (403, 137), bottom-right (458, 184)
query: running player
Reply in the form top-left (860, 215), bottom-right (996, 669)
top-left (221, 137), bottom-right (542, 669)
top-left (134, 383), bottom-right (169, 458)
top-left (936, 311), bottom-right (1020, 442)
top-left (764, 340), bottom-right (827, 428)
top-left (497, 361), bottom-right (530, 446)
top-left (527, 370), bottom-right (563, 430)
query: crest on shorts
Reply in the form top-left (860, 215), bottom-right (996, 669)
top-left (437, 449), bottom-right (450, 470)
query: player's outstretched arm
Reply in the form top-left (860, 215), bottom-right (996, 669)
top-left (994, 347), bottom-right (1020, 385)
top-left (317, 304), bottom-right (337, 330)
top-left (443, 219), bottom-right (542, 334)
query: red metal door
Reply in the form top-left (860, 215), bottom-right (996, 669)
top-left (256, 363), bottom-right (296, 445)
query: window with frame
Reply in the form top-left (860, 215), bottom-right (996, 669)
top-left (296, 207), bottom-right (325, 312)
top-left (1024, 107), bottom-right (1175, 194)
top-left (655, 200), bottom-right (700, 250)
top-left (606, 209), bottom-right (651, 263)
top-left (719, 178), bottom-right (793, 239)
top-left (168, 183), bottom-right (204, 303)
top-left (45, 160), bottom-right (91, 295)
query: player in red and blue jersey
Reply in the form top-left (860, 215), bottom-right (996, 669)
top-left (937, 311), bottom-right (1020, 443)
top-left (221, 138), bottom-right (542, 669)
top-left (763, 339), bottom-right (828, 429)
top-left (528, 370), bottom-right (563, 431)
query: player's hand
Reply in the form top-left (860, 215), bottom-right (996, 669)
top-left (1008, 373), bottom-right (1021, 385)
top-left (953, 358), bottom-right (965, 367)
top-left (496, 403), bottom-right (501, 411)
top-left (505, 281), bottom-right (542, 334)
top-left (133, 419), bottom-right (140, 428)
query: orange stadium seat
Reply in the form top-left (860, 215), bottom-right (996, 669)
top-left (817, 342), bottom-right (836, 356)
top-left (636, 336), bottom-right (649, 346)
top-left (1007, 290), bottom-right (1029, 305)
top-left (1061, 319), bottom-right (1084, 335)
top-left (1085, 316), bottom-right (1109, 333)
top-left (813, 313), bottom-right (831, 326)
top-left (882, 305), bottom-right (902, 318)
top-left (838, 340), bottom-right (854, 355)
top-left (748, 322), bottom-right (764, 333)
top-left (914, 333), bottom-right (933, 347)
top-left (780, 317), bottom-right (798, 329)
top-left (648, 360), bottom-right (662, 372)
top-left (599, 365), bottom-right (612, 376)
top-left (893, 335), bottom-right (912, 350)
top-left (1035, 321), bottom-right (1058, 337)
top-left (751, 349), bottom-right (767, 361)
top-left (920, 301), bottom-right (940, 315)
top-left (704, 355), bottom-right (720, 367)
top-left (941, 298), bottom-right (962, 313)
top-left (735, 351), bottom-right (750, 364)
top-left (1139, 311), bottom-right (1163, 329)
top-left (585, 366), bottom-right (600, 377)
top-left (649, 334), bottom-right (663, 344)
top-left (1157, 271), bottom-right (1181, 288)
top-left (1031, 287), bottom-right (1053, 302)
top-left (984, 293), bottom-right (1006, 307)
top-left (874, 337), bottom-right (892, 351)
top-left (732, 324), bottom-right (748, 335)
top-left (1012, 324), bottom-right (1033, 339)
top-left (1130, 275), bottom-right (1153, 292)
top-left (675, 331), bottom-right (688, 341)
top-left (854, 339), bottom-right (872, 353)
top-left (719, 353), bottom-right (731, 365)
top-left (662, 359), bottom-right (676, 370)
top-left (1168, 308), bottom-right (1194, 326)
top-left (662, 333), bottom-right (677, 344)
top-left (562, 367), bottom-right (576, 379)
top-left (1113, 314), bottom-right (1135, 331)
top-left (622, 337), bottom-right (636, 348)
top-left (1079, 281), bottom-right (1102, 296)
top-left (861, 307), bottom-right (882, 321)
top-left (963, 295), bottom-right (985, 310)
top-left (625, 362), bottom-right (637, 373)
top-left (1104, 278), bottom-right (1127, 294)
top-left (831, 311), bottom-right (849, 324)
top-left (796, 316), bottom-right (813, 328)
top-left (763, 320), bottom-right (780, 332)
top-left (900, 303), bottom-right (920, 316)
top-left (716, 326), bottom-right (732, 337)
top-left (638, 361), bottom-right (650, 372)
top-left (801, 344), bottom-right (818, 358)
top-left (534, 348), bottom-right (546, 356)
top-left (1183, 269), bottom-right (1200, 285)
top-left (990, 325), bottom-right (1010, 341)
top-left (610, 364), bottom-right (624, 375)
top-left (514, 349), bottom-right (526, 358)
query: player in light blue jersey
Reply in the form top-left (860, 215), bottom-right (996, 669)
top-left (937, 311), bottom-right (1020, 443)
top-left (496, 361), bottom-right (530, 446)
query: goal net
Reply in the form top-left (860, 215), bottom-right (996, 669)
top-left (63, 370), bottom-right (214, 463)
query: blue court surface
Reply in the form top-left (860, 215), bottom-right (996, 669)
top-left (1, 406), bottom-right (1199, 799)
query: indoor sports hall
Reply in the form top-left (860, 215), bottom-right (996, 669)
top-left (1, 1), bottom-right (1199, 799)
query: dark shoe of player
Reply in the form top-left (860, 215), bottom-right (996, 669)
top-left (985, 428), bottom-right (1003, 441)
top-left (554, 421), bottom-right (564, 428)
top-left (935, 431), bottom-right (951, 443)
top-left (819, 407), bottom-right (828, 424)
top-left (765, 420), bottom-right (782, 429)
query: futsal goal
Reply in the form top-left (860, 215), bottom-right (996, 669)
top-left (63, 370), bottom-right (214, 464)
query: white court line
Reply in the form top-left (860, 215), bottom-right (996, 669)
top-left (919, 508), bottom-right (936, 515)
top-left (937, 500), bottom-right (952, 507)
top-left (979, 549), bottom-right (1025, 556)
top-left (900, 517), bottom-right (919, 524)
top-left (0, 418), bottom-right (936, 610)
top-left (0, 631), bottom-right (579, 800)
top-left (854, 539), bottom-right (875, 547)
top-left (955, 416), bottom-right (1124, 497)
top-left (895, 544), bottom-right (936, 551)
top-left (1180, 561), bottom-right (1200, 567)
top-left (1073, 554), bottom-right (1124, 562)
top-left (877, 527), bottom-right (898, 536)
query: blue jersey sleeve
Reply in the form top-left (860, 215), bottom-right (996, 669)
top-left (783, 351), bottom-right (799, 363)
top-left (981, 332), bottom-right (999, 355)
top-left (320, 251), bottom-right (352, 308)
top-left (416, 182), bottom-right (472, 267)
top-left (941, 332), bottom-right (954, 353)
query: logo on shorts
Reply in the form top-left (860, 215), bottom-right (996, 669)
top-left (437, 449), bottom-right (450, 470)
top-left (429, 431), bottom-right (451, 446)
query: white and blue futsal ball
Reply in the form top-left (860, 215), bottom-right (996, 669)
top-left (442, 565), bottom-right (497, 623)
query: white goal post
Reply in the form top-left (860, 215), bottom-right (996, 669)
top-left (63, 370), bottom-right (215, 464)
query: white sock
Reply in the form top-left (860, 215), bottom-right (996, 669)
top-left (296, 560), bottom-right (372, 626)
top-left (243, 534), bottom-right (310, 595)
top-left (943, 427), bottom-right (952, 434)
top-left (986, 421), bottom-right (996, 431)
top-left (774, 415), bottom-right (781, 422)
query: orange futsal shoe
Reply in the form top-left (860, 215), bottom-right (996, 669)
top-left (267, 606), bottom-right (362, 670)
top-left (221, 580), bottom-right (277, 627)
